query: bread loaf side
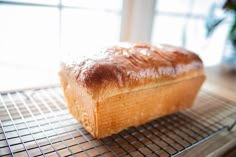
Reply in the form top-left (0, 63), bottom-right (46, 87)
top-left (59, 43), bottom-right (205, 138)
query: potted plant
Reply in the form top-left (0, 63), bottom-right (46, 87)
top-left (206, 0), bottom-right (236, 70)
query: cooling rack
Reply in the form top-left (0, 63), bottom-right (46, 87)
top-left (0, 87), bottom-right (235, 157)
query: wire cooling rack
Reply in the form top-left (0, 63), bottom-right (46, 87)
top-left (0, 87), bottom-right (236, 157)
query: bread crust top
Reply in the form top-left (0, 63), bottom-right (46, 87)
top-left (60, 43), bottom-right (204, 100)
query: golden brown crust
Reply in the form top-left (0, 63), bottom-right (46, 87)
top-left (59, 43), bottom-right (206, 138)
top-left (61, 43), bottom-right (204, 99)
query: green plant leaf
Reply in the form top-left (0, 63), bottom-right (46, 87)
top-left (229, 21), bottom-right (236, 36)
top-left (229, 17), bottom-right (236, 38)
top-left (223, 0), bottom-right (236, 11)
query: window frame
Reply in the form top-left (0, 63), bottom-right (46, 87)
top-left (120, 0), bottom-right (156, 42)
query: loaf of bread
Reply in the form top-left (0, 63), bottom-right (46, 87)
top-left (59, 43), bottom-right (205, 138)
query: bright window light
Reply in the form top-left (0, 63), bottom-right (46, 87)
top-left (152, 0), bottom-right (229, 66)
top-left (0, 1), bottom-right (123, 90)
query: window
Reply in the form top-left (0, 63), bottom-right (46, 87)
top-left (0, 0), bottom-right (123, 90)
top-left (151, 0), bottom-right (230, 66)
top-left (61, 6), bottom-right (121, 56)
top-left (0, 0), bottom-right (231, 90)
top-left (0, 5), bottom-right (59, 68)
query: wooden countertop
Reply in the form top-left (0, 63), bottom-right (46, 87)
top-left (179, 65), bottom-right (236, 157)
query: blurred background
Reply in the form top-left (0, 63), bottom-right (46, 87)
top-left (0, 0), bottom-right (234, 91)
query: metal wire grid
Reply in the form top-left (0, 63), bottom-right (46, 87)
top-left (0, 87), bottom-right (235, 157)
